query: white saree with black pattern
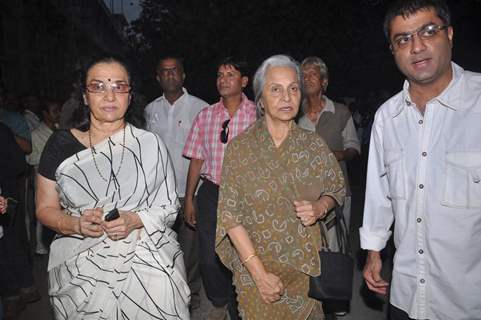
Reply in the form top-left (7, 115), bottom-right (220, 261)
top-left (48, 125), bottom-right (190, 319)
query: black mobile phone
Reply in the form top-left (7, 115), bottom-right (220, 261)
top-left (104, 208), bottom-right (120, 222)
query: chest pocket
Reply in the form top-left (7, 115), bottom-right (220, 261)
top-left (174, 119), bottom-right (191, 144)
top-left (442, 151), bottom-right (481, 209)
top-left (384, 149), bottom-right (406, 200)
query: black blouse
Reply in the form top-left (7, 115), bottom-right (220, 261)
top-left (38, 130), bottom-right (86, 181)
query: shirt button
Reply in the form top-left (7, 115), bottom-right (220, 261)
top-left (418, 249), bottom-right (424, 254)
top-left (417, 218), bottom-right (422, 223)
top-left (418, 119), bottom-right (423, 125)
top-left (422, 152), bottom-right (427, 157)
top-left (406, 101), bottom-right (412, 106)
top-left (420, 279), bottom-right (425, 284)
top-left (419, 184), bottom-right (424, 189)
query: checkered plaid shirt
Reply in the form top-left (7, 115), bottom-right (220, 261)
top-left (183, 93), bottom-right (256, 185)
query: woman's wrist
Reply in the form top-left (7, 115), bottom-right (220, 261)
top-left (73, 216), bottom-right (81, 235)
top-left (126, 212), bottom-right (143, 229)
top-left (316, 197), bottom-right (331, 219)
top-left (244, 255), bottom-right (268, 282)
top-left (57, 215), bottom-right (81, 235)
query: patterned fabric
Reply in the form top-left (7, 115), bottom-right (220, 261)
top-left (182, 93), bottom-right (256, 185)
top-left (47, 125), bottom-right (189, 319)
top-left (216, 119), bottom-right (345, 320)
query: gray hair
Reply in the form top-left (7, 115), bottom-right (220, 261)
top-left (301, 56), bottom-right (329, 81)
top-left (253, 54), bottom-right (302, 117)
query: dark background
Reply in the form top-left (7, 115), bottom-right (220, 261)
top-left (131, 0), bottom-right (481, 104)
top-left (1, 0), bottom-right (480, 107)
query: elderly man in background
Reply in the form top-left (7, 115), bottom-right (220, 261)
top-left (298, 56), bottom-right (360, 237)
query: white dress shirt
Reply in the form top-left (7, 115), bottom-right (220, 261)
top-left (298, 96), bottom-right (361, 153)
top-left (360, 63), bottom-right (481, 320)
top-left (145, 88), bottom-right (207, 197)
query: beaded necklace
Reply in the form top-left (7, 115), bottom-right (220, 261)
top-left (88, 124), bottom-right (127, 182)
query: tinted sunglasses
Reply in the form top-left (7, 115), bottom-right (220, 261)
top-left (220, 119), bottom-right (230, 144)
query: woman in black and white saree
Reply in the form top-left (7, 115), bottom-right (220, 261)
top-left (36, 55), bottom-right (190, 319)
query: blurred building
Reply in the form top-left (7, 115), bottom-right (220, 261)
top-left (0, 0), bottom-right (131, 99)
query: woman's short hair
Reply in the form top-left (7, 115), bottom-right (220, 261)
top-left (71, 55), bottom-right (134, 131)
top-left (252, 54), bottom-right (302, 117)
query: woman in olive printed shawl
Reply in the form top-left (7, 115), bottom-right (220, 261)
top-left (216, 55), bottom-right (345, 320)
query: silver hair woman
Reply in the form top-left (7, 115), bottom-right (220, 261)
top-left (216, 54), bottom-right (345, 319)
top-left (253, 54), bottom-right (303, 116)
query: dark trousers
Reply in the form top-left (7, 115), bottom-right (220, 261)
top-left (173, 198), bottom-right (202, 308)
top-left (389, 304), bottom-right (418, 320)
top-left (0, 201), bottom-right (34, 297)
top-left (197, 180), bottom-right (239, 320)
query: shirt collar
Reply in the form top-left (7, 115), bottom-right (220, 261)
top-left (214, 92), bottom-right (250, 115)
top-left (397, 62), bottom-right (464, 117)
top-left (323, 96), bottom-right (335, 113)
top-left (160, 87), bottom-right (188, 105)
top-left (302, 95), bottom-right (335, 114)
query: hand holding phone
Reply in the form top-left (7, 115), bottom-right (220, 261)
top-left (104, 208), bottom-right (120, 222)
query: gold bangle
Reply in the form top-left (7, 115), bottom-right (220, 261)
top-left (242, 253), bottom-right (257, 265)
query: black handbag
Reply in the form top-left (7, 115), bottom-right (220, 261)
top-left (308, 207), bottom-right (354, 301)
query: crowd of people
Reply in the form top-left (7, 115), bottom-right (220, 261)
top-left (1, 0), bottom-right (480, 319)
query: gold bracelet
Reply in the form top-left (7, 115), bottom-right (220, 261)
top-left (242, 253), bottom-right (257, 265)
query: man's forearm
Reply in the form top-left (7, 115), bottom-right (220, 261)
top-left (184, 158), bottom-right (203, 201)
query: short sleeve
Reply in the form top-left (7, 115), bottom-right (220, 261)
top-left (182, 107), bottom-right (206, 160)
top-left (38, 131), bottom-right (85, 181)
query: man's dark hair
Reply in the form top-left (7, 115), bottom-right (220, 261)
top-left (383, 0), bottom-right (451, 40)
top-left (217, 57), bottom-right (249, 78)
top-left (156, 56), bottom-right (185, 74)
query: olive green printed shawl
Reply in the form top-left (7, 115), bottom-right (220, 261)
top-left (216, 119), bottom-right (345, 276)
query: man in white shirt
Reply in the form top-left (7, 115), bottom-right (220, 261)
top-left (144, 56), bottom-right (208, 312)
top-left (361, 1), bottom-right (481, 319)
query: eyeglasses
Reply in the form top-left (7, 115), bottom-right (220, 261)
top-left (391, 24), bottom-right (449, 50)
top-left (86, 81), bottom-right (131, 94)
top-left (220, 119), bottom-right (230, 144)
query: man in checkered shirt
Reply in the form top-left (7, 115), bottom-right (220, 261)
top-left (183, 57), bottom-right (256, 320)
